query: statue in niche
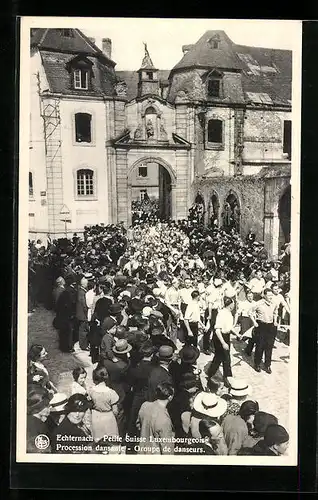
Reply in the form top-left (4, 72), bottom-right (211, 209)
top-left (134, 124), bottom-right (143, 141)
top-left (115, 81), bottom-right (127, 97)
top-left (159, 123), bottom-right (168, 141)
top-left (146, 118), bottom-right (155, 138)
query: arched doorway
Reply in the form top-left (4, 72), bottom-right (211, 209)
top-left (128, 158), bottom-right (176, 226)
top-left (222, 191), bottom-right (240, 232)
top-left (208, 191), bottom-right (220, 227)
top-left (278, 185), bottom-right (291, 250)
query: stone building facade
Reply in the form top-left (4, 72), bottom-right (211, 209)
top-left (29, 28), bottom-right (292, 257)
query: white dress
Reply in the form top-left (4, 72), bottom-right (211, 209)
top-left (89, 383), bottom-right (119, 442)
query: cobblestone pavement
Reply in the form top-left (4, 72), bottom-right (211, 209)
top-left (27, 307), bottom-right (290, 429)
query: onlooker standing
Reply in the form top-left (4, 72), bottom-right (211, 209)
top-left (147, 346), bottom-right (174, 402)
top-left (89, 366), bottom-right (119, 443)
top-left (76, 277), bottom-right (89, 351)
top-left (136, 382), bottom-right (175, 455)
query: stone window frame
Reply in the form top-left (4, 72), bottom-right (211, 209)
top-left (72, 109), bottom-right (96, 147)
top-left (206, 69), bottom-right (224, 100)
top-left (74, 167), bottom-right (98, 201)
top-left (205, 116), bottom-right (225, 150)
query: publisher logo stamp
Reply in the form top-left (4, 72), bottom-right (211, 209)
top-left (35, 434), bottom-right (50, 451)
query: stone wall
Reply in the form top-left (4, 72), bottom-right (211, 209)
top-left (198, 176), bottom-right (266, 241)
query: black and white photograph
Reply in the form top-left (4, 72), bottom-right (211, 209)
top-left (16, 16), bottom-right (301, 465)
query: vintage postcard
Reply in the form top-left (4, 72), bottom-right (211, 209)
top-left (16, 16), bottom-right (301, 465)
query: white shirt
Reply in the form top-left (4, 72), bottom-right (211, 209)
top-left (86, 289), bottom-right (95, 322)
top-left (248, 277), bottom-right (265, 294)
top-left (206, 286), bottom-right (223, 309)
top-left (179, 287), bottom-right (194, 305)
top-left (223, 282), bottom-right (238, 298)
top-left (237, 299), bottom-right (256, 317)
top-left (184, 300), bottom-right (201, 323)
top-left (214, 308), bottom-right (234, 334)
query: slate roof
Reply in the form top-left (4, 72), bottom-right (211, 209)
top-left (170, 31), bottom-right (292, 106)
top-left (171, 31), bottom-right (242, 72)
top-left (31, 28), bottom-right (116, 66)
top-left (116, 70), bottom-right (170, 102)
top-left (31, 29), bottom-right (119, 97)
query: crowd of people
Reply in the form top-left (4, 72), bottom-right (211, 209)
top-left (27, 214), bottom-right (291, 456)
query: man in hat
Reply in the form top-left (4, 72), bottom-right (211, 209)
top-left (55, 274), bottom-right (77, 353)
top-left (136, 382), bottom-right (175, 455)
top-left (167, 372), bottom-right (200, 438)
top-left (126, 341), bottom-right (155, 440)
top-left (76, 277), bottom-right (90, 351)
top-left (221, 400), bottom-right (259, 455)
top-left (100, 321), bottom-right (118, 363)
top-left (147, 345), bottom-right (174, 402)
top-left (251, 424), bottom-right (289, 456)
top-left (102, 339), bottom-right (132, 437)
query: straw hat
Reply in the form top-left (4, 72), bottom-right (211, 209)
top-left (193, 392), bottom-right (227, 419)
top-left (228, 377), bottom-right (251, 397)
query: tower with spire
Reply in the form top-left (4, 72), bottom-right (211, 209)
top-left (137, 43), bottom-right (159, 97)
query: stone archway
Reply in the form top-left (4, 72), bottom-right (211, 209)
top-left (278, 184), bottom-right (291, 251)
top-left (127, 157), bottom-right (177, 227)
top-left (222, 190), bottom-right (241, 232)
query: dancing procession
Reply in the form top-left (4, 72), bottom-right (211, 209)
top-left (26, 209), bottom-right (291, 457)
top-left (23, 23), bottom-right (296, 460)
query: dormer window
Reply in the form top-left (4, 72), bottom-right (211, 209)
top-left (60, 29), bottom-right (73, 37)
top-left (67, 55), bottom-right (93, 91)
top-left (206, 69), bottom-right (223, 99)
top-left (208, 79), bottom-right (220, 98)
top-left (74, 69), bottom-right (88, 90)
top-left (208, 35), bottom-right (220, 49)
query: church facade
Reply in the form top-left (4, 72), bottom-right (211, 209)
top-left (28, 28), bottom-right (292, 257)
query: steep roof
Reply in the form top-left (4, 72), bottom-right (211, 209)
top-left (30, 28), bottom-right (116, 67)
top-left (170, 31), bottom-right (292, 105)
top-left (236, 44), bottom-right (292, 104)
top-left (40, 51), bottom-right (118, 97)
top-left (171, 31), bottom-right (242, 72)
top-left (117, 70), bottom-right (170, 101)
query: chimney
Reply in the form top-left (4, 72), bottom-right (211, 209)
top-left (182, 44), bottom-right (193, 55)
top-left (102, 38), bottom-right (112, 59)
top-left (88, 37), bottom-right (95, 44)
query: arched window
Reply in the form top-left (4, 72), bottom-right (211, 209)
top-left (75, 113), bottom-right (92, 143)
top-left (207, 119), bottom-right (223, 143)
top-left (77, 169), bottom-right (94, 196)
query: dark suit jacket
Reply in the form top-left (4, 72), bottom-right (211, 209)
top-left (100, 332), bottom-right (116, 361)
top-left (76, 287), bottom-right (88, 321)
top-left (147, 365), bottom-right (173, 402)
top-left (102, 358), bottom-right (131, 404)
